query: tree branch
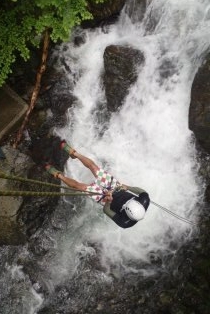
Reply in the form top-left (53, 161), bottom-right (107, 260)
top-left (13, 29), bottom-right (50, 148)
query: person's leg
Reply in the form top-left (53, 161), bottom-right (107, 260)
top-left (45, 164), bottom-right (88, 190)
top-left (60, 140), bottom-right (99, 177)
top-left (57, 173), bottom-right (88, 191)
top-left (73, 151), bottom-right (100, 177)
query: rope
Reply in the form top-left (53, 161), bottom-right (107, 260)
top-left (151, 201), bottom-right (196, 226)
top-left (0, 190), bottom-right (103, 197)
top-left (0, 171), bottom-right (74, 191)
top-left (0, 171), bottom-right (101, 195)
top-left (0, 171), bottom-right (196, 225)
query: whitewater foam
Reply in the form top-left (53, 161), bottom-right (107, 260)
top-left (54, 0), bottom-right (210, 273)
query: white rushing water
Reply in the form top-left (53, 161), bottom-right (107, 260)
top-left (0, 263), bottom-right (44, 314)
top-left (54, 0), bottom-right (210, 276)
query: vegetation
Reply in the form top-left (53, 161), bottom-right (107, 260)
top-left (0, 0), bottom-right (106, 86)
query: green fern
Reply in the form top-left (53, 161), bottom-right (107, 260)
top-left (0, 0), bottom-right (107, 86)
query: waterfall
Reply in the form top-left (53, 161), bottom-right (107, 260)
top-left (1, 1), bottom-right (210, 313)
top-left (53, 0), bottom-right (210, 274)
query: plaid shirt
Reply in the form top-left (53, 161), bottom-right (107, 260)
top-left (85, 168), bottom-right (121, 206)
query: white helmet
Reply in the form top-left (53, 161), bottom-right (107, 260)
top-left (123, 198), bottom-right (146, 221)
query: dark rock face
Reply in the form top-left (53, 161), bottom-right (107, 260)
top-left (189, 55), bottom-right (210, 154)
top-left (103, 45), bottom-right (145, 111)
top-left (6, 52), bottom-right (74, 239)
top-left (21, 135), bottom-right (70, 237)
top-left (205, 184), bottom-right (210, 203)
top-left (0, 145), bottom-right (33, 245)
top-left (83, 0), bottom-right (126, 27)
top-left (41, 76), bottom-right (75, 120)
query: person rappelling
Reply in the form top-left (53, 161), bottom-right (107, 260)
top-left (45, 140), bottom-right (150, 229)
top-left (0, 140), bottom-right (195, 226)
top-left (0, 138), bottom-right (195, 226)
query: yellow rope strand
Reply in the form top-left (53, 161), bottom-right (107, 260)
top-left (0, 171), bottom-right (102, 195)
top-left (0, 190), bottom-right (102, 197)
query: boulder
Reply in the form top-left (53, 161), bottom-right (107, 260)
top-left (103, 45), bottom-right (145, 111)
top-left (189, 54), bottom-right (210, 154)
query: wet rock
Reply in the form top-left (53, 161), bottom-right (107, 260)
top-left (30, 135), bottom-right (68, 168)
top-left (0, 145), bottom-right (33, 245)
top-left (189, 53), bottom-right (210, 154)
top-left (16, 133), bottom-right (71, 238)
top-left (159, 291), bottom-right (174, 305)
top-left (3, 49), bottom-right (74, 241)
top-left (18, 163), bottom-right (62, 237)
top-left (148, 250), bottom-right (163, 266)
top-left (205, 184), bottom-right (210, 202)
top-left (83, 0), bottom-right (126, 28)
top-left (137, 295), bottom-right (146, 304)
top-left (41, 74), bottom-right (75, 119)
top-left (103, 45), bottom-right (145, 111)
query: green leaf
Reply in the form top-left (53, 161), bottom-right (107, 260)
top-left (0, 0), bottom-right (107, 86)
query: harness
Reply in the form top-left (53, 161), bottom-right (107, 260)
top-left (97, 176), bottom-right (114, 203)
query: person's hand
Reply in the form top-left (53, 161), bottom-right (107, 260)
top-left (104, 191), bottom-right (113, 203)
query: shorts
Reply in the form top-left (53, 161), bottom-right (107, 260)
top-left (85, 168), bottom-right (121, 206)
